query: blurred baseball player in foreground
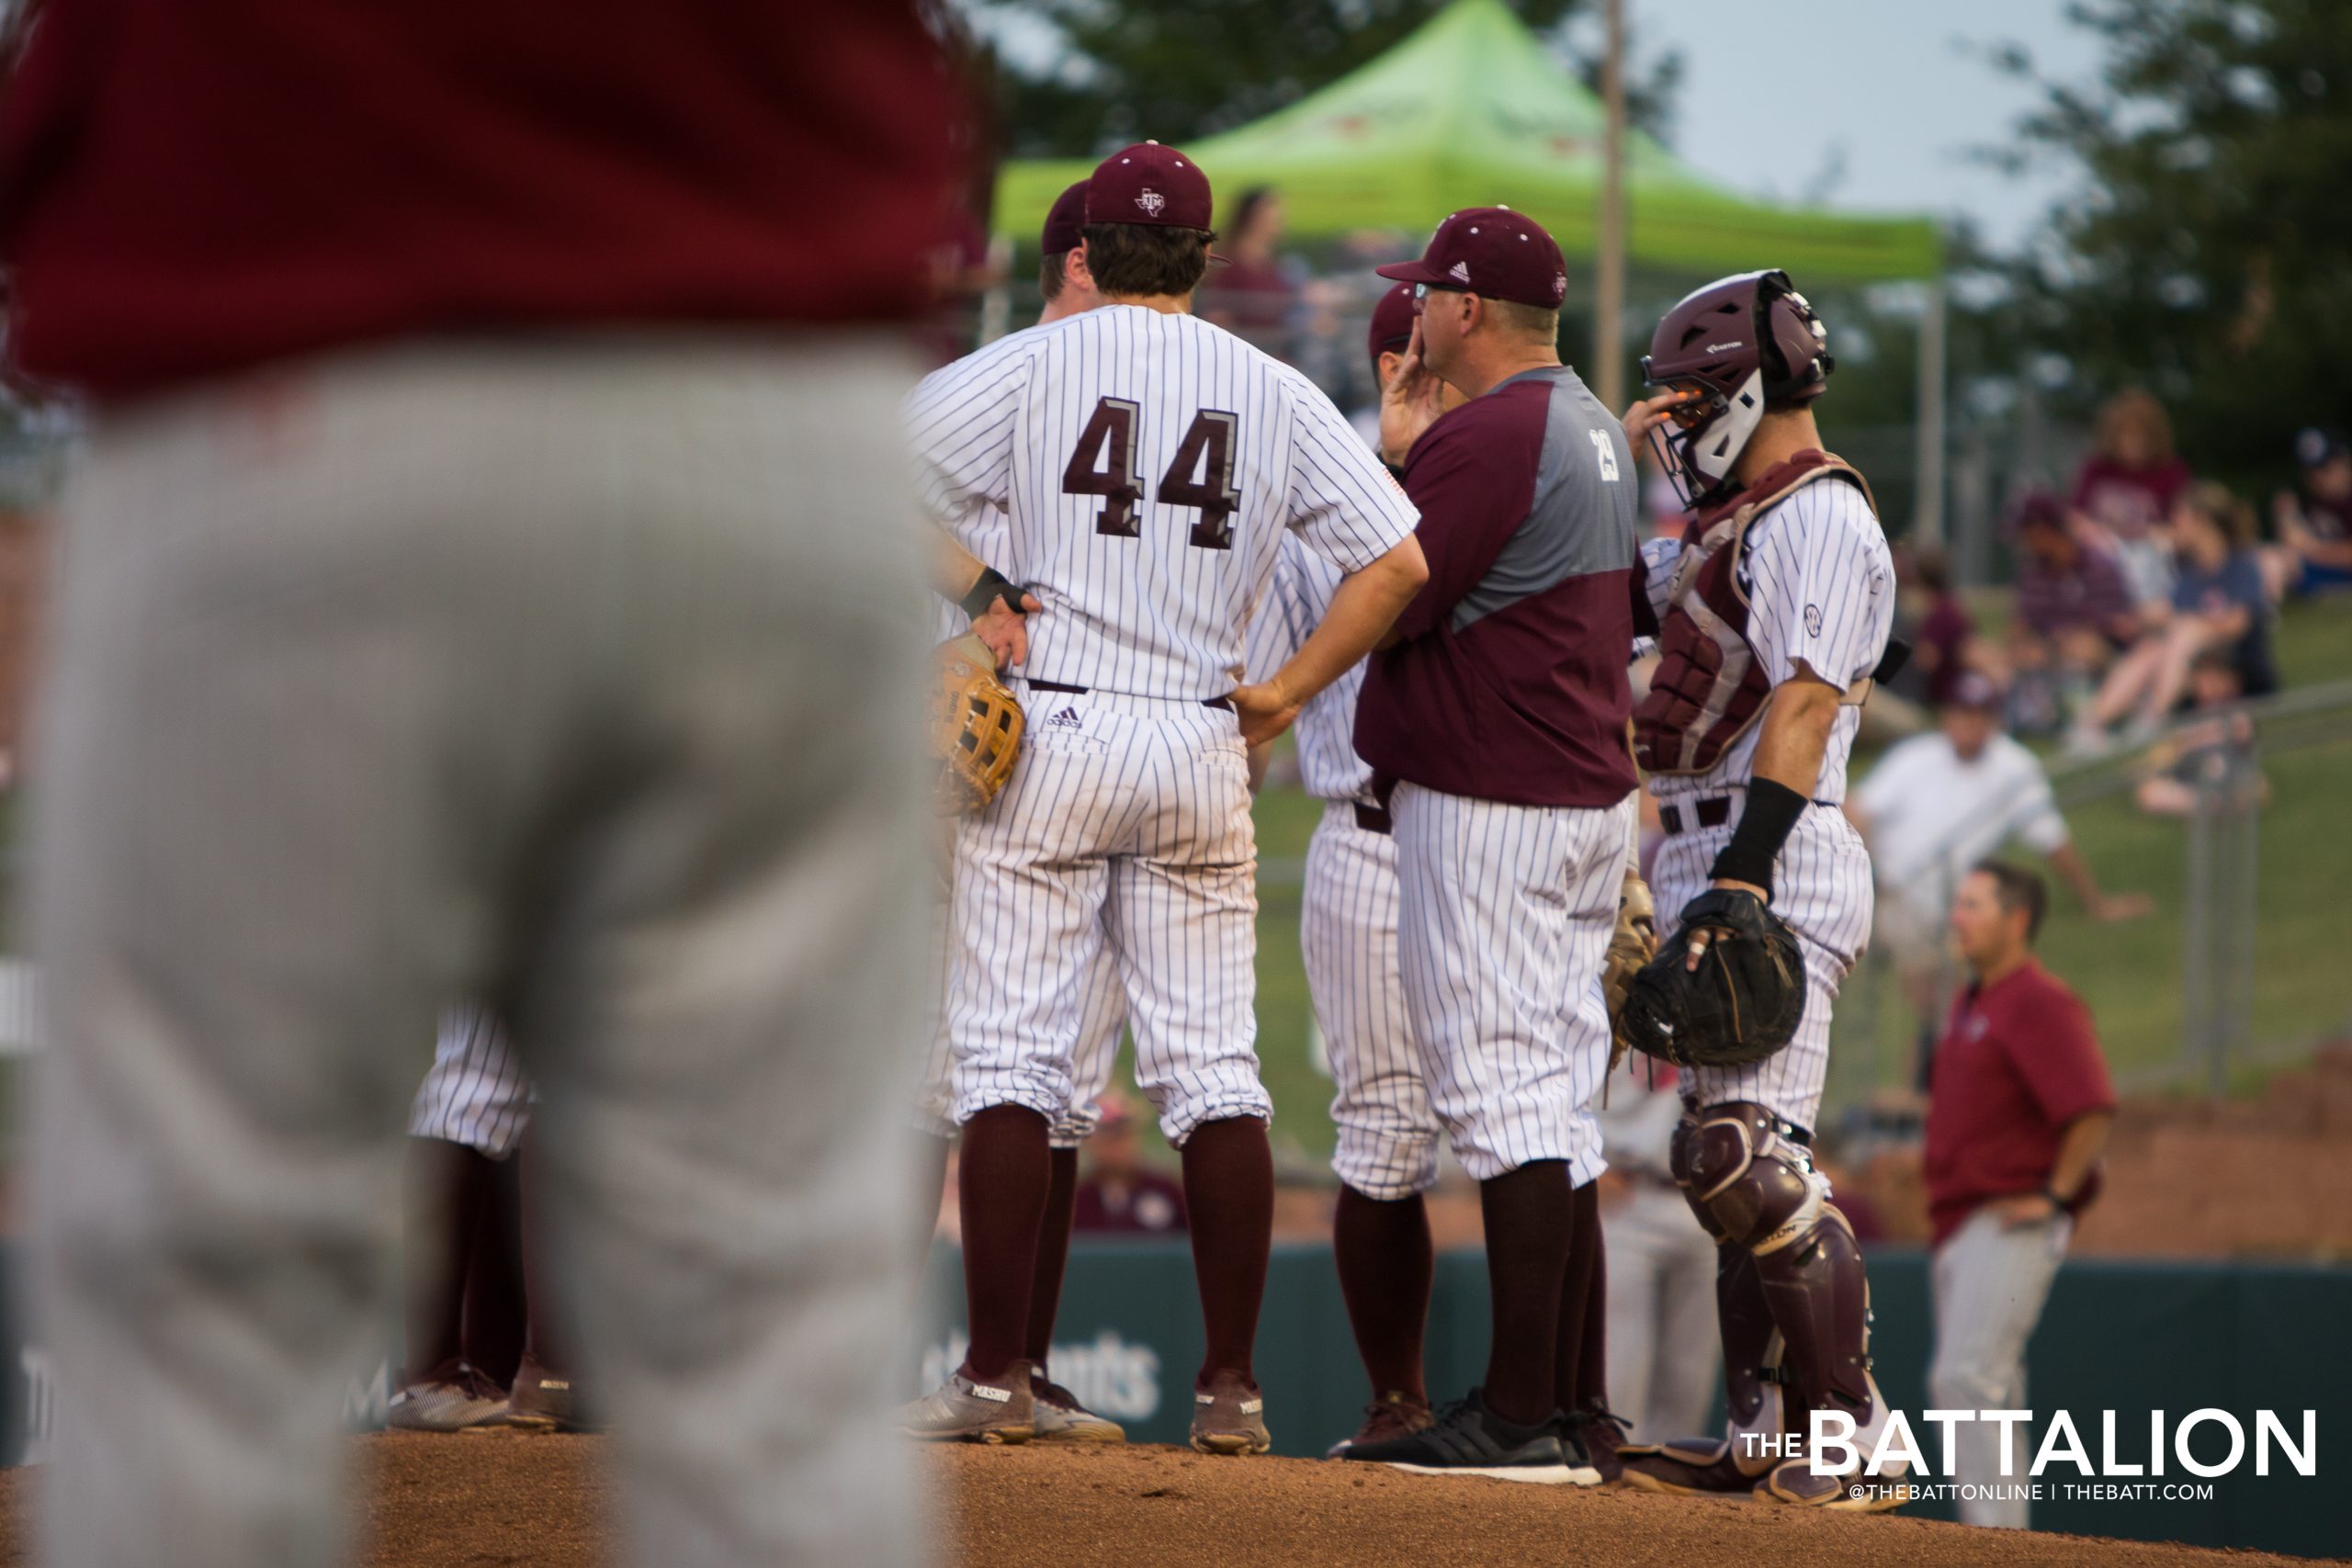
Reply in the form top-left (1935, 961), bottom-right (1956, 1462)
top-left (903, 140), bottom-right (1427, 1451)
top-left (1612, 270), bottom-right (1910, 1507)
top-left (1245, 284), bottom-right (1460, 1455)
top-left (1341, 209), bottom-right (1640, 1483)
top-left (3, 4), bottom-right (963, 1563)
top-left (907, 179), bottom-right (1132, 1444)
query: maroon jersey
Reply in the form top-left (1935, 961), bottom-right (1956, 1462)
top-left (1354, 367), bottom-right (1638, 809)
top-left (1924, 959), bottom-right (2116, 1248)
top-left (0, 0), bottom-right (962, 399)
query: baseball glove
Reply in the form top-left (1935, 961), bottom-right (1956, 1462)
top-left (1602, 868), bottom-right (1658, 1073)
top-left (1617, 888), bottom-right (1805, 1069)
top-left (932, 633), bottom-right (1023, 815)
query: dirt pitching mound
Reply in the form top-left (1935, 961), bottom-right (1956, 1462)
top-left (0, 1432), bottom-right (2327, 1566)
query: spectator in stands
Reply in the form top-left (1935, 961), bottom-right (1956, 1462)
top-left (2133, 649), bottom-right (2267, 818)
top-left (1890, 544), bottom-right (1981, 708)
top-left (2070, 388), bottom-right (2192, 606)
top-left (1199, 186), bottom-right (1299, 360)
top-left (1595, 1057), bottom-right (1718, 1446)
top-left (2005, 492), bottom-right (2142, 736)
top-left (2072, 481), bottom-right (2276, 752)
top-left (1924, 862), bottom-right (2116, 1530)
top-left (1072, 1091), bottom-right (1188, 1235)
top-left (1849, 672), bottom-right (2153, 1071)
top-left (2265, 427), bottom-right (2352, 598)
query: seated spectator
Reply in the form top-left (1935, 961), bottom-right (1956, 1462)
top-left (1850, 672), bottom-right (2152, 1072)
top-left (2005, 492), bottom-right (2142, 736)
top-left (1890, 544), bottom-right (1981, 708)
top-left (2071, 482), bottom-right (2275, 752)
top-left (2264, 427), bottom-right (2352, 598)
top-left (1199, 186), bottom-right (1299, 360)
top-left (2134, 649), bottom-right (2267, 818)
top-left (1072, 1091), bottom-right (1188, 1235)
top-left (2070, 388), bottom-right (2191, 607)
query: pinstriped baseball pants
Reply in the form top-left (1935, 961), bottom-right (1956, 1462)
top-left (1649, 800), bottom-right (1875, 1133)
top-left (912, 891), bottom-right (1127, 1147)
top-left (27, 335), bottom-right (930, 1568)
top-left (1301, 801), bottom-right (1439, 1200)
top-left (409, 1004), bottom-right (536, 1158)
top-left (945, 687), bottom-right (1273, 1145)
top-left (1390, 784), bottom-right (1635, 1186)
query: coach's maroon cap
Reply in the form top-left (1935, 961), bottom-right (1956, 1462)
top-left (1086, 141), bottom-right (1215, 231)
top-left (1367, 281), bottom-right (1417, 377)
top-left (1040, 181), bottom-right (1089, 255)
top-left (1377, 206), bottom-right (1568, 310)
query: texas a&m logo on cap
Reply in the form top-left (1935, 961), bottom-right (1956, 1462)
top-left (1136, 189), bottom-right (1167, 218)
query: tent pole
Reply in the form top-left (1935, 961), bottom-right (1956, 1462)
top-left (1592, 0), bottom-right (1627, 412)
top-left (1914, 278), bottom-right (1947, 545)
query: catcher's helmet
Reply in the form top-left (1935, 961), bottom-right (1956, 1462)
top-left (1641, 269), bottom-right (1834, 507)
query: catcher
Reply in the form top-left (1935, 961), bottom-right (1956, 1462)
top-left (1609, 270), bottom-right (1911, 1509)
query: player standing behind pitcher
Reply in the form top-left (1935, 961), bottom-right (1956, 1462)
top-left (1340, 209), bottom-right (1639, 1484)
top-left (907, 177), bottom-right (1132, 1446)
top-left (1244, 283), bottom-right (1458, 1456)
top-left (901, 141), bottom-right (1428, 1452)
top-left (1611, 270), bottom-right (1908, 1508)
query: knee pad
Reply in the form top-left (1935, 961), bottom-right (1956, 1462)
top-left (1670, 1102), bottom-right (1817, 1251)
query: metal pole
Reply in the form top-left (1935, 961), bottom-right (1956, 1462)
top-left (2182, 778), bottom-right (2216, 1091)
top-left (1914, 279), bottom-right (1948, 546)
top-left (1592, 0), bottom-right (1627, 412)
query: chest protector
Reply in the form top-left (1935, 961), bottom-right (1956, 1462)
top-left (1634, 452), bottom-right (1878, 777)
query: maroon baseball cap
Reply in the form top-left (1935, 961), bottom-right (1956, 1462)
top-left (1367, 281), bottom-right (1417, 377)
top-left (1377, 207), bottom-right (1568, 310)
top-left (1085, 141), bottom-right (1214, 231)
top-left (1040, 181), bottom-right (1089, 254)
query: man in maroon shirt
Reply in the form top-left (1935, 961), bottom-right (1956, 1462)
top-left (1925, 862), bottom-right (2116, 1529)
top-left (1, 6), bottom-right (963, 1565)
top-left (1340, 209), bottom-right (1639, 1483)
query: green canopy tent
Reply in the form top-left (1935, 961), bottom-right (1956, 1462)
top-left (992, 0), bottom-right (1950, 535)
top-left (992, 0), bottom-right (1940, 283)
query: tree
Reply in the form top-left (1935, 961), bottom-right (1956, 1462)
top-left (967, 0), bottom-right (1681, 160)
top-left (1978, 0), bottom-right (2352, 484)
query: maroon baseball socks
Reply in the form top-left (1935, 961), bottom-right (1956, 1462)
top-left (1334, 1185), bottom-right (1433, 1404)
top-left (1181, 1114), bottom-right (1274, 1388)
top-left (956, 1104), bottom-right (1053, 1384)
top-left (1476, 1159), bottom-right (1573, 1427)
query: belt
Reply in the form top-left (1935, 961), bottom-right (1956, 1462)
top-left (1657, 794), bottom-right (1836, 836)
top-left (1352, 801), bottom-right (1392, 835)
top-left (1027, 677), bottom-right (1233, 713)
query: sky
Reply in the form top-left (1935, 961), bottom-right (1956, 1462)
top-left (969, 0), bottom-right (2110, 254)
top-left (1623, 0), bottom-right (2107, 251)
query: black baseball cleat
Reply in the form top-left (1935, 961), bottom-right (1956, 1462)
top-left (1340, 1389), bottom-right (1588, 1483)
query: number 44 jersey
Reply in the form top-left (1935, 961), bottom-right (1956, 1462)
top-left (907, 304), bottom-right (1420, 701)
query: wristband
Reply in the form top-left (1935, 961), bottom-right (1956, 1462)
top-left (1707, 778), bottom-right (1809, 895)
top-left (958, 566), bottom-right (1024, 621)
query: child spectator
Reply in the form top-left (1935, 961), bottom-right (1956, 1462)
top-left (2264, 427), bottom-right (2352, 598)
top-left (2134, 649), bottom-right (2267, 818)
top-left (2070, 389), bottom-right (2192, 606)
top-left (2071, 482), bottom-right (2274, 751)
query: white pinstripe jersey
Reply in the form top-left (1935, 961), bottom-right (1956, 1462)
top-left (1243, 531), bottom-right (1373, 804)
top-left (1634, 479), bottom-right (1894, 804)
top-left (908, 304), bottom-right (1419, 700)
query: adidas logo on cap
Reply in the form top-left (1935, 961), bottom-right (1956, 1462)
top-left (1449, 260), bottom-right (1472, 283)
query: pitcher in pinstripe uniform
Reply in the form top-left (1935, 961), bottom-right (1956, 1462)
top-left (1243, 284), bottom-right (1461, 1457)
top-left (1339, 209), bottom-right (1639, 1485)
top-left (899, 141), bottom-right (1428, 1451)
top-left (1612, 270), bottom-right (1909, 1508)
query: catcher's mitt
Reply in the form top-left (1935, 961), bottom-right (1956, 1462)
top-left (1601, 869), bottom-right (1658, 1073)
top-left (932, 633), bottom-right (1023, 815)
top-left (1618, 888), bottom-right (1804, 1068)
